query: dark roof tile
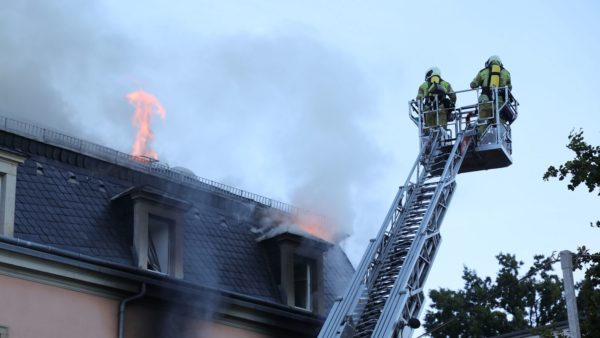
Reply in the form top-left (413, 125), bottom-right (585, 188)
top-left (12, 147), bottom-right (353, 310)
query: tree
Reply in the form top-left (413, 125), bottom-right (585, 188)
top-left (543, 129), bottom-right (600, 227)
top-left (423, 253), bottom-right (566, 338)
top-left (544, 130), bottom-right (600, 336)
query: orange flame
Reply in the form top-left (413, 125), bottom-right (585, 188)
top-left (126, 89), bottom-right (166, 160)
top-left (293, 213), bottom-right (338, 243)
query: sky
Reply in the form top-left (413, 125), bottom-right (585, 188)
top-left (1, 0), bottom-right (599, 335)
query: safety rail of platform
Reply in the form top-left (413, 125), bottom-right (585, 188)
top-left (409, 87), bottom-right (518, 174)
top-left (408, 86), bottom-right (518, 141)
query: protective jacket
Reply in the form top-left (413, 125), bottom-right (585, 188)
top-left (416, 76), bottom-right (457, 107)
top-left (470, 63), bottom-right (512, 97)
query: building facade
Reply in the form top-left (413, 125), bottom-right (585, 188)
top-left (0, 116), bottom-right (354, 338)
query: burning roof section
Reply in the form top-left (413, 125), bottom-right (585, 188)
top-left (257, 223), bottom-right (333, 245)
top-left (0, 115), bottom-right (354, 309)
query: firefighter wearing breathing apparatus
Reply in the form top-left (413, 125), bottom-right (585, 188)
top-left (416, 67), bottom-right (456, 133)
top-left (470, 55), bottom-right (512, 135)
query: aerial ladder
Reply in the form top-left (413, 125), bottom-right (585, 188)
top-left (318, 87), bottom-right (519, 338)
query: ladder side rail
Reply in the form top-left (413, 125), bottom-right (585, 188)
top-left (394, 178), bottom-right (458, 331)
top-left (393, 188), bottom-right (450, 328)
top-left (317, 134), bottom-right (441, 338)
top-left (370, 152), bottom-right (465, 337)
top-left (355, 131), bottom-right (446, 292)
top-left (345, 131), bottom-right (448, 335)
top-left (351, 133), bottom-right (458, 337)
top-left (371, 130), bottom-right (474, 337)
top-left (358, 131), bottom-right (442, 289)
top-left (371, 185), bottom-right (453, 337)
top-left (372, 131), bottom-right (473, 336)
top-left (400, 180), bottom-right (457, 322)
top-left (318, 186), bottom-right (418, 337)
top-left (396, 213), bottom-right (444, 330)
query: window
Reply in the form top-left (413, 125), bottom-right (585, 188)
top-left (0, 326), bottom-right (8, 338)
top-left (294, 256), bottom-right (314, 311)
top-left (111, 185), bottom-right (189, 278)
top-left (147, 215), bottom-right (172, 274)
top-left (0, 149), bottom-right (26, 237)
top-left (257, 228), bottom-right (330, 314)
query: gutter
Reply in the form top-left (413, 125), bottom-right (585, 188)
top-left (118, 283), bottom-right (146, 338)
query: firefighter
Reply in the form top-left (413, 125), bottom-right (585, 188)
top-left (470, 55), bottom-right (512, 135)
top-left (416, 67), bottom-right (456, 134)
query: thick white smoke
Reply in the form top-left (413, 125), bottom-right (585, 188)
top-left (0, 0), bottom-right (386, 251)
top-left (154, 33), bottom-right (386, 238)
top-left (0, 1), bottom-right (139, 142)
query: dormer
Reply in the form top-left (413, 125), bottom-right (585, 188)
top-left (112, 186), bottom-right (190, 278)
top-left (0, 148), bottom-right (27, 237)
top-left (258, 224), bottom-right (333, 315)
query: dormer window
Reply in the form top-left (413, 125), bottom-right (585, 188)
top-left (257, 223), bottom-right (332, 315)
top-left (112, 186), bottom-right (190, 278)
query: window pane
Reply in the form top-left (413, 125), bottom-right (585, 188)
top-left (148, 215), bottom-right (171, 274)
top-left (294, 259), bottom-right (312, 310)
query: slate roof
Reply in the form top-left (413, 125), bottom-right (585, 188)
top-left (2, 125), bottom-right (354, 309)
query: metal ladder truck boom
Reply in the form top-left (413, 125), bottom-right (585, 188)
top-left (318, 87), bottom-right (519, 338)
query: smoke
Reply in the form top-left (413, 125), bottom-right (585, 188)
top-left (155, 33), bottom-right (386, 238)
top-left (0, 1), bottom-right (136, 142)
top-left (1, 1), bottom-right (385, 249)
top-left (127, 288), bottom-right (222, 338)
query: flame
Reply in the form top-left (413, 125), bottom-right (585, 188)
top-left (126, 89), bottom-right (166, 160)
top-left (293, 213), bottom-right (338, 243)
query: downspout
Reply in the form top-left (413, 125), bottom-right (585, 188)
top-left (118, 283), bottom-right (146, 338)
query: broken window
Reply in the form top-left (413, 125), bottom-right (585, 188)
top-left (147, 215), bottom-right (172, 274)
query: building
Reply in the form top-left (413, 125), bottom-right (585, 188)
top-left (0, 116), bottom-right (354, 338)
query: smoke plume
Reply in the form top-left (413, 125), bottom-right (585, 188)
top-left (0, 1), bottom-right (385, 250)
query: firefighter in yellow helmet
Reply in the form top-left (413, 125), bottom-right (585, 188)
top-left (416, 67), bottom-right (456, 133)
top-left (470, 55), bottom-right (512, 135)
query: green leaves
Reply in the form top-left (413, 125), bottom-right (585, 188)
top-left (423, 253), bottom-right (566, 338)
top-left (544, 129), bottom-right (600, 226)
top-left (574, 246), bottom-right (600, 336)
top-left (543, 129), bottom-right (600, 193)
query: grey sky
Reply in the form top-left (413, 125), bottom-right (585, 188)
top-left (2, 0), bottom-right (599, 333)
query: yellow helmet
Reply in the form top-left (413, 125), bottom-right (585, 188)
top-left (425, 67), bottom-right (441, 80)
